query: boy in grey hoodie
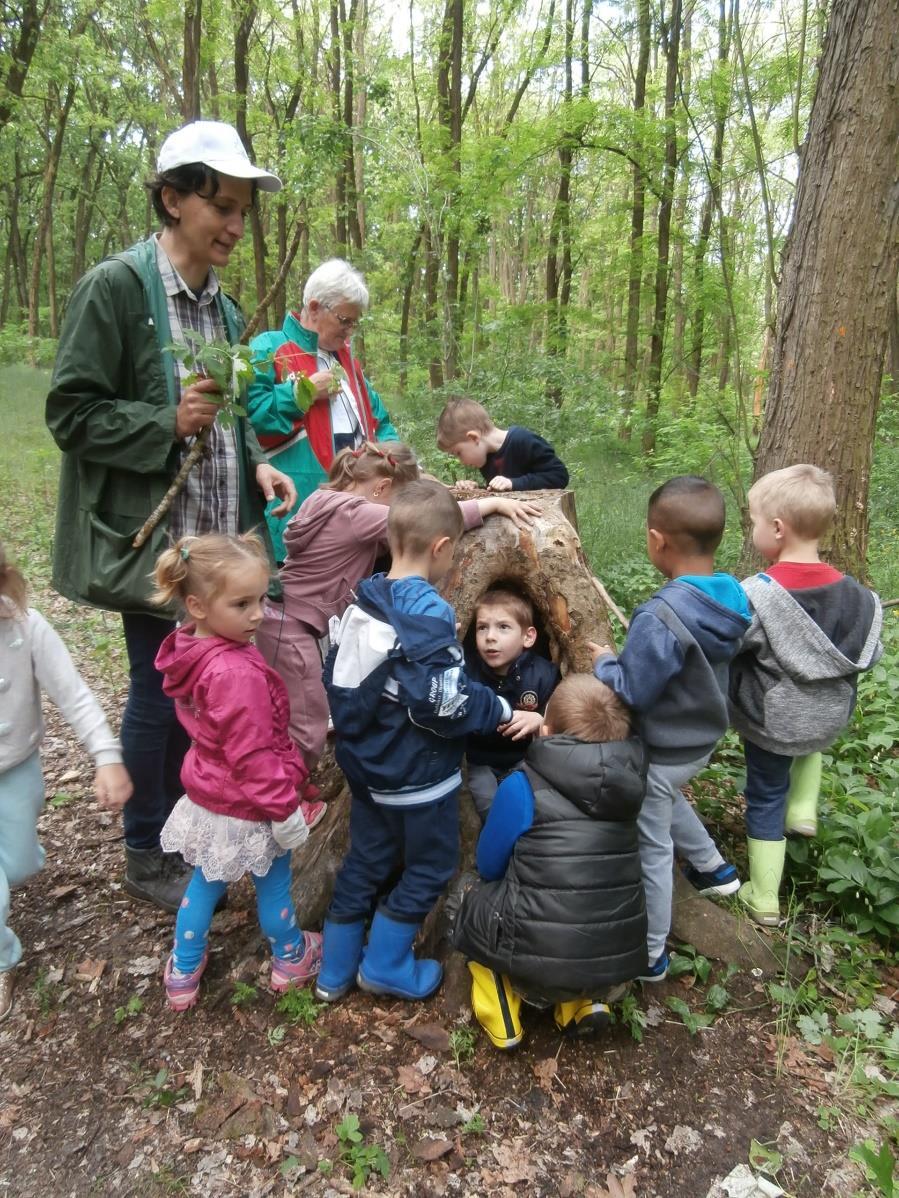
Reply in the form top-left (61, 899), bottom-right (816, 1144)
top-left (729, 464), bottom-right (882, 926)
top-left (589, 477), bottom-right (751, 980)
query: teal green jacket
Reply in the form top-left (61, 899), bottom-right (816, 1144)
top-left (248, 312), bottom-right (397, 560)
top-left (46, 237), bottom-right (271, 617)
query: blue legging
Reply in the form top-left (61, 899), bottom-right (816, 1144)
top-left (172, 851), bottom-right (304, 974)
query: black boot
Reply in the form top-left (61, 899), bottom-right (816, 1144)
top-left (124, 846), bottom-right (192, 913)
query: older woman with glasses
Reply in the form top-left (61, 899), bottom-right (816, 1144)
top-left (248, 258), bottom-right (397, 560)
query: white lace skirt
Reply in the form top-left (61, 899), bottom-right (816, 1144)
top-left (161, 796), bottom-right (286, 883)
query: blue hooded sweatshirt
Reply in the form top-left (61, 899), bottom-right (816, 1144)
top-left (324, 573), bottom-right (511, 807)
top-left (595, 573), bottom-right (750, 765)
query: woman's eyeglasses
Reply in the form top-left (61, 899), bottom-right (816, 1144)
top-left (322, 303), bottom-right (361, 330)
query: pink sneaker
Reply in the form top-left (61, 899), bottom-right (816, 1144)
top-left (302, 781), bottom-right (322, 802)
top-left (300, 798), bottom-right (326, 829)
top-left (163, 951), bottom-right (208, 1011)
top-left (271, 931), bottom-right (323, 991)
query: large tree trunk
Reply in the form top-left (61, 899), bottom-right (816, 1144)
top-left (748, 0), bottom-right (899, 577)
top-left (291, 491), bottom-right (615, 927)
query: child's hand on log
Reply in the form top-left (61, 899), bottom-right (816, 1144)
top-left (499, 710), bottom-right (545, 740)
top-left (478, 496), bottom-right (540, 529)
top-left (587, 640), bottom-right (614, 664)
top-left (487, 475), bottom-right (513, 491)
top-left (453, 479), bottom-right (479, 494)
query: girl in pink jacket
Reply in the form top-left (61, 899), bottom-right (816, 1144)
top-left (255, 441), bottom-right (537, 787)
top-left (153, 532), bottom-right (321, 1011)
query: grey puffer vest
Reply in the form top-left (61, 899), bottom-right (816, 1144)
top-left (452, 734), bottom-right (648, 1004)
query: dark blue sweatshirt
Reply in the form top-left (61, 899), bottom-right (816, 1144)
top-left (324, 573), bottom-right (511, 807)
top-left (482, 426), bottom-right (569, 491)
top-left (595, 573), bottom-right (750, 764)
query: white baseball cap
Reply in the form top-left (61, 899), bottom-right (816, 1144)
top-left (157, 120), bottom-right (282, 192)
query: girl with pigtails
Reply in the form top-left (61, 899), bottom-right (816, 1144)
top-left (151, 532), bottom-right (321, 1010)
top-left (255, 441), bottom-right (537, 796)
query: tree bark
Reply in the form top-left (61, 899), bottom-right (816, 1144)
top-left (182, 0), bottom-right (203, 120)
top-left (643, 0), bottom-right (683, 455)
top-left (0, 0), bottom-right (47, 134)
top-left (290, 491), bottom-right (616, 928)
top-left (28, 80), bottom-right (76, 341)
top-left (620, 0), bottom-right (651, 435)
top-left (748, 0), bottom-right (899, 577)
top-left (435, 0), bottom-right (463, 380)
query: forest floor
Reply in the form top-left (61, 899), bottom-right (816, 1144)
top-left (2, 586), bottom-right (894, 1198)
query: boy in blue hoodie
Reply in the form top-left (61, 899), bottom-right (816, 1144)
top-left (589, 476), bottom-right (751, 980)
top-left (318, 480), bottom-right (513, 1003)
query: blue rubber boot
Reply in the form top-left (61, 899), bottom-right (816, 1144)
top-left (314, 919), bottom-right (367, 1002)
top-left (356, 910), bottom-right (443, 1000)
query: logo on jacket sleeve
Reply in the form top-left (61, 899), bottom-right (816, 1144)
top-left (518, 690), bottom-right (539, 711)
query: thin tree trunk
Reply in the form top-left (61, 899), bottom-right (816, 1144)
top-left (182, 0), bottom-right (203, 120)
top-left (686, 0), bottom-right (732, 398)
top-left (399, 226), bottom-right (423, 394)
top-left (28, 80), bottom-right (76, 341)
top-left (642, 0), bottom-right (683, 455)
top-left (620, 0), bottom-right (651, 436)
top-left (436, 0), bottom-right (463, 380)
top-left (0, 0), bottom-right (46, 134)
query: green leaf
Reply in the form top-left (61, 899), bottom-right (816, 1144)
top-left (705, 984), bottom-right (729, 1013)
top-left (849, 1139), bottom-right (896, 1196)
top-left (294, 374), bottom-right (316, 407)
top-left (749, 1139), bottom-right (783, 1176)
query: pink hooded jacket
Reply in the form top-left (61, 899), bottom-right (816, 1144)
top-left (278, 490), bottom-right (484, 634)
top-left (155, 627), bottom-right (305, 822)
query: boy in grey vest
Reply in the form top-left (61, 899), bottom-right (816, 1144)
top-left (729, 464), bottom-right (882, 926)
top-left (589, 476), bottom-right (751, 980)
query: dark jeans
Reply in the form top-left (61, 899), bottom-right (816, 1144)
top-left (743, 739), bottom-right (793, 841)
top-left (121, 613), bottom-right (190, 850)
top-left (328, 783), bottom-right (460, 924)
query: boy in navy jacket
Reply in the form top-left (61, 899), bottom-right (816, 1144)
top-left (589, 476), bottom-right (750, 981)
top-left (465, 587), bottom-right (560, 820)
top-left (437, 397), bottom-right (569, 493)
top-left (318, 480), bottom-right (513, 1004)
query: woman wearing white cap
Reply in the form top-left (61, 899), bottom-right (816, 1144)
top-left (46, 121), bottom-right (296, 913)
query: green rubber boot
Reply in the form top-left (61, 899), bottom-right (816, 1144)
top-left (739, 838), bottom-right (786, 927)
top-left (784, 752), bottom-right (822, 837)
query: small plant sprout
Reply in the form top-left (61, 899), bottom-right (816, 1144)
top-left (615, 994), bottom-right (649, 1043)
top-left (114, 995), bottom-right (144, 1025)
top-left (274, 984), bottom-right (325, 1027)
top-left (334, 1114), bottom-right (390, 1190)
top-left (230, 980), bottom-right (258, 1007)
top-left (449, 1023), bottom-right (478, 1067)
top-left (461, 1112), bottom-right (487, 1136)
top-left (141, 1067), bottom-right (189, 1109)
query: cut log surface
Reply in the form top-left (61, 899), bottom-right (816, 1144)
top-left (292, 489), bottom-right (614, 931)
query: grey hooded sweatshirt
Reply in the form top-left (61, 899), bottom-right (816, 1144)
top-left (728, 573), bottom-right (883, 755)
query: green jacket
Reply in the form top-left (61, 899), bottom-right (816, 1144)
top-left (248, 313), bottom-right (397, 561)
top-left (46, 236), bottom-right (271, 618)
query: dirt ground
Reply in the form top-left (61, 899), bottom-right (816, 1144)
top-left (0, 591), bottom-right (888, 1197)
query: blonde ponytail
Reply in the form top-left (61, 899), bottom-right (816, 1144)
top-left (0, 542), bottom-right (27, 616)
top-left (152, 532), bottom-right (269, 608)
top-left (324, 440), bottom-right (420, 493)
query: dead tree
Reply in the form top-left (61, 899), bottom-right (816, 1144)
top-left (290, 490), bottom-right (615, 928)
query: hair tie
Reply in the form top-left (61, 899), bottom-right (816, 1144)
top-left (180, 545), bottom-right (191, 561)
top-left (352, 447), bottom-right (365, 458)
top-left (387, 453), bottom-right (397, 467)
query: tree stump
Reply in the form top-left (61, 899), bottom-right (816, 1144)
top-left (290, 489), bottom-right (614, 928)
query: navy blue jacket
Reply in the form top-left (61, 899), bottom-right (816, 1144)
top-left (595, 573), bottom-right (750, 764)
top-left (481, 426), bottom-right (569, 491)
top-left (465, 649), bottom-right (561, 772)
top-left (324, 573), bottom-right (511, 807)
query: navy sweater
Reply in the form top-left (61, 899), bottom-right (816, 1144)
top-left (481, 426), bottom-right (569, 491)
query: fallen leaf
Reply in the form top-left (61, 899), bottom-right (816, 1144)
top-left (405, 1022), bottom-right (451, 1053)
top-left (397, 1065), bottom-right (427, 1095)
top-left (187, 1060), bottom-right (204, 1101)
top-left (411, 1137), bottom-right (454, 1162)
top-left (182, 1138), bottom-right (203, 1155)
top-left (533, 1058), bottom-right (558, 1091)
top-left (127, 955), bottom-right (162, 977)
top-left (49, 885), bottom-right (78, 900)
top-left (590, 1173), bottom-right (637, 1198)
top-left (415, 1053), bottom-right (438, 1076)
top-left (74, 958), bottom-right (106, 982)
